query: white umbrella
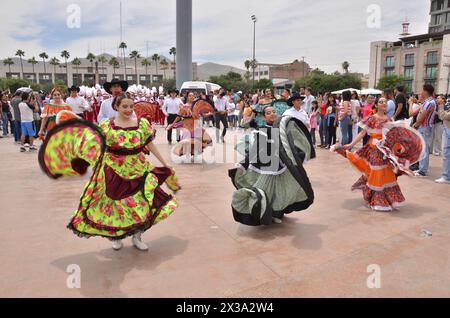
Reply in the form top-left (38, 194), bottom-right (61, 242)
top-left (360, 88), bottom-right (383, 95)
top-left (331, 88), bottom-right (361, 95)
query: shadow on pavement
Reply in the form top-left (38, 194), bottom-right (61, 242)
top-left (50, 235), bottom-right (188, 297)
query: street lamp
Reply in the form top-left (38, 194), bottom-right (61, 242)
top-left (251, 15), bottom-right (257, 85)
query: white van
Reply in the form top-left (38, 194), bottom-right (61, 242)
top-left (180, 81), bottom-right (221, 95)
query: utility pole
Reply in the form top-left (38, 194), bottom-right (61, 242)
top-left (251, 15), bottom-right (257, 86)
top-left (176, 0), bottom-right (192, 89)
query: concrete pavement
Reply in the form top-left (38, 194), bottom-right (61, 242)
top-left (0, 127), bottom-right (449, 298)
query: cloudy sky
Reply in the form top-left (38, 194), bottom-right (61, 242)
top-left (0, 0), bottom-right (430, 74)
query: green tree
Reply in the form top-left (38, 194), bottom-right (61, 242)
top-left (119, 42), bottom-right (128, 77)
top-left (109, 57), bottom-right (120, 77)
top-left (169, 47), bottom-right (176, 77)
top-left (342, 61), bottom-right (350, 74)
top-left (61, 50), bottom-right (70, 85)
top-left (72, 58), bottom-right (82, 85)
top-left (376, 75), bottom-right (406, 90)
top-left (162, 78), bottom-right (177, 92)
top-left (86, 53), bottom-right (96, 70)
top-left (39, 52), bottom-right (49, 73)
top-left (244, 60), bottom-right (251, 82)
top-left (160, 59), bottom-right (169, 79)
top-left (15, 49), bottom-right (25, 78)
top-left (209, 71), bottom-right (251, 92)
top-left (49, 57), bottom-right (60, 84)
top-left (253, 79), bottom-right (273, 91)
top-left (3, 58), bottom-right (14, 74)
top-left (294, 73), bottom-right (361, 95)
top-left (129, 50), bottom-right (141, 83)
top-left (27, 57), bottom-right (38, 82)
top-left (152, 54), bottom-right (161, 76)
top-left (97, 55), bottom-right (108, 77)
top-left (141, 59), bottom-right (151, 84)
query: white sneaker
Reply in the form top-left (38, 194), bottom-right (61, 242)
top-left (112, 240), bottom-right (123, 251)
top-left (272, 217), bottom-right (283, 224)
top-left (435, 178), bottom-right (450, 184)
top-left (132, 233), bottom-right (149, 251)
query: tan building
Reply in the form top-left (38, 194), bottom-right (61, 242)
top-left (369, 31), bottom-right (450, 94)
top-left (255, 59), bottom-right (311, 83)
top-left (0, 53), bottom-right (198, 87)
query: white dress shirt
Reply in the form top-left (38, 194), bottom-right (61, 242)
top-left (214, 97), bottom-right (231, 112)
top-left (163, 97), bottom-right (183, 115)
top-left (66, 96), bottom-right (91, 115)
top-left (303, 95), bottom-right (315, 115)
top-left (283, 107), bottom-right (310, 128)
top-left (97, 98), bottom-right (117, 123)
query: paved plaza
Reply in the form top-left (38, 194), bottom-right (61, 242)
top-left (1, 127), bottom-right (449, 298)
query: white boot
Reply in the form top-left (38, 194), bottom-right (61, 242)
top-left (112, 240), bottom-right (123, 251)
top-left (132, 232), bottom-right (149, 251)
top-left (272, 217), bottom-right (283, 224)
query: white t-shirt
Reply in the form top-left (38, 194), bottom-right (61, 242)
top-left (283, 107), bottom-right (310, 127)
top-left (18, 102), bottom-right (34, 123)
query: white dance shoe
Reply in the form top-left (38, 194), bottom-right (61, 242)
top-left (112, 240), bottom-right (123, 251)
top-left (132, 233), bottom-right (149, 251)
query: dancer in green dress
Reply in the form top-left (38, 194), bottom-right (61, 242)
top-left (39, 94), bottom-right (179, 251)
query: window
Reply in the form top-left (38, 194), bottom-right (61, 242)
top-left (43, 75), bottom-right (50, 80)
top-left (404, 67), bottom-right (414, 79)
top-left (432, 14), bottom-right (442, 25)
top-left (426, 51), bottom-right (439, 64)
top-left (385, 69), bottom-right (395, 76)
top-left (405, 80), bottom-right (413, 93)
top-left (405, 54), bottom-right (415, 66)
top-left (264, 71), bottom-right (269, 75)
top-left (446, 12), bottom-right (450, 23)
top-left (425, 66), bottom-right (437, 79)
top-left (386, 56), bottom-right (395, 68)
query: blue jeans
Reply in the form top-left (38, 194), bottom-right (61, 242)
top-left (13, 120), bottom-right (21, 142)
top-left (2, 112), bottom-right (9, 135)
top-left (339, 116), bottom-right (351, 145)
top-left (442, 128), bottom-right (450, 181)
top-left (319, 115), bottom-right (327, 145)
top-left (418, 127), bottom-right (433, 175)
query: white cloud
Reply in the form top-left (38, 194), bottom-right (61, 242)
top-left (0, 0), bottom-right (431, 73)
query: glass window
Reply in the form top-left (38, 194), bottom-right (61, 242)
top-left (386, 69), bottom-right (395, 76)
top-left (405, 80), bottom-right (413, 93)
top-left (432, 14), bottom-right (442, 25)
top-left (405, 54), bottom-right (414, 65)
top-left (425, 66), bottom-right (437, 78)
top-left (437, 0), bottom-right (444, 10)
top-left (404, 67), bottom-right (414, 79)
top-left (386, 56), bottom-right (395, 67)
top-left (426, 51), bottom-right (439, 64)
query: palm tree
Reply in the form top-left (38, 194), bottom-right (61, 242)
top-left (244, 59), bottom-right (251, 82)
top-left (15, 50), bottom-right (25, 78)
top-left (72, 58), bottom-right (82, 85)
top-left (109, 57), bottom-right (120, 77)
top-left (49, 57), bottom-right (60, 84)
top-left (27, 57), bottom-right (38, 82)
top-left (250, 59), bottom-right (258, 84)
top-left (97, 55), bottom-right (108, 77)
top-left (342, 61), bottom-right (350, 74)
top-left (3, 58), bottom-right (14, 74)
top-left (39, 52), bottom-right (49, 73)
top-left (169, 47), bottom-right (176, 77)
top-left (141, 59), bottom-right (151, 85)
top-left (119, 42), bottom-right (128, 77)
top-left (152, 54), bottom-right (161, 79)
top-left (160, 59), bottom-right (169, 79)
top-left (61, 50), bottom-right (70, 85)
top-left (86, 53), bottom-right (96, 69)
top-left (129, 50), bottom-right (141, 84)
